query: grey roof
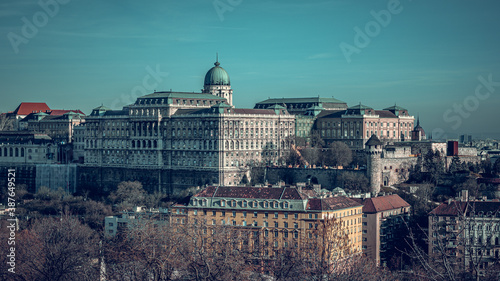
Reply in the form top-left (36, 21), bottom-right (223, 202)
top-left (384, 105), bottom-right (407, 111)
top-left (256, 97), bottom-right (346, 105)
top-left (365, 134), bottom-right (383, 146)
top-left (140, 91), bottom-right (226, 100)
top-left (347, 104), bottom-right (373, 110)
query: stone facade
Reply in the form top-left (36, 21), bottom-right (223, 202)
top-left (365, 138), bottom-right (481, 194)
top-left (316, 104), bottom-right (415, 150)
top-left (80, 61), bottom-right (295, 193)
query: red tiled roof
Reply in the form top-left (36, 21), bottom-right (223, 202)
top-left (193, 186), bottom-right (304, 200)
top-left (429, 201), bottom-right (467, 216)
top-left (49, 109), bottom-right (85, 116)
top-left (307, 197), bottom-right (362, 211)
top-left (430, 201), bottom-right (500, 216)
top-left (13, 102), bottom-right (50, 116)
top-left (363, 194), bottom-right (410, 213)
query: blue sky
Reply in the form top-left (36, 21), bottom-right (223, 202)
top-left (1, 0), bottom-right (500, 139)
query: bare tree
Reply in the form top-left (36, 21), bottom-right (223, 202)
top-left (16, 216), bottom-right (99, 281)
top-left (0, 113), bottom-right (14, 131)
top-left (337, 172), bottom-right (370, 193)
top-left (178, 222), bottom-right (252, 280)
top-left (405, 199), bottom-right (500, 281)
top-left (325, 141), bottom-right (353, 168)
top-left (104, 219), bottom-right (181, 281)
top-left (109, 181), bottom-right (146, 210)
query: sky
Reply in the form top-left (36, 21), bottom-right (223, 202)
top-left (1, 0), bottom-right (500, 139)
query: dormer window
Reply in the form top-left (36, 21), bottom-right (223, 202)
top-left (221, 200), bottom-right (226, 207)
top-left (284, 202), bottom-right (289, 209)
top-left (274, 202), bottom-right (279, 208)
top-left (243, 201), bottom-right (248, 208)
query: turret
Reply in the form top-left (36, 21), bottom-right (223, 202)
top-left (365, 134), bottom-right (383, 195)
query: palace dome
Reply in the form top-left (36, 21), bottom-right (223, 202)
top-left (204, 61), bottom-right (230, 86)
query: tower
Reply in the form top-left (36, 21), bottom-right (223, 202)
top-left (411, 115), bottom-right (426, 141)
top-left (202, 58), bottom-right (233, 106)
top-left (365, 134), bottom-right (383, 195)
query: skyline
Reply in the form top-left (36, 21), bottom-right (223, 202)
top-left (1, 0), bottom-right (500, 139)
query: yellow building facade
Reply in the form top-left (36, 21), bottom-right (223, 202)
top-left (173, 185), bottom-right (363, 259)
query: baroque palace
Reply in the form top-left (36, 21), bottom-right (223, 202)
top-left (80, 60), bottom-right (295, 192)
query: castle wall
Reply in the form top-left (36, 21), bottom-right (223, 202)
top-left (77, 166), bottom-right (220, 196)
top-left (253, 167), bottom-right (366, 189)
top-left (458, 147), bottom-right (477, 157)
top-left (379, 157), bottom-right (418, 186)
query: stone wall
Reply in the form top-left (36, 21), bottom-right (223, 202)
top-left (379, 157), bottom-right (418, 187)
top-left (252, 166), bottom-right (366, 189)
top-left (0, 164), bottom-right (37, 193)
top-left (77, 166), bottom-right (220, 196)
top-left (458, 147), bottom-right (477, 157)
top-left (36, 164), bottom-right (77, 193)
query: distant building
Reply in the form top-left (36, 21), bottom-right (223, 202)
top-left (365, 135), bottom-right (480, 194)
top-left (0, 131), bottom-right (57, 164)
top-left (20, 111), bottom-right (85, 143)
top-left (428, 191), bottom-right (500, 277)
top-left (254, 97), bottom-right (348, 144)
top-left (460, 134), bottom-right (473, 144)
top-left (357, 194), bottom-right (411, 266)
top-left (104, 206), bottom-right (170, 237)
top-left (7, 102), bottom-right (51, 130)
top-left (315, 104), bottom-right (415, 150)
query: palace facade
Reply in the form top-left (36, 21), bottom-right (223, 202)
top-left (81, 60), bottom-right (295, 192)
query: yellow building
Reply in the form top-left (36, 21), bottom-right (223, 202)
top-left (173, 185), bottom-right (363, 259)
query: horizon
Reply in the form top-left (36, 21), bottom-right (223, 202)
top-left (1, 0), bottom-right (499, 139)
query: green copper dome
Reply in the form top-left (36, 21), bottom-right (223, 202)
top-left (204, 61), bottom-right (230, 86)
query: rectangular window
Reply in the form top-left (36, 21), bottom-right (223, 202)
top-left (243, 211), bottom-right (247, 217)
top-left (274, 212), bottom-right (278, 218)
top-left (294, 213), bottom-right (298, 219)
top-left (264, 212), bottom-right (268, 218)
top-left (232, 211), bottom-right (236, 217)
top-left (254, 212), bottom-right (258, 217)
top-left (284, 213), bottom-right (288, 219)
